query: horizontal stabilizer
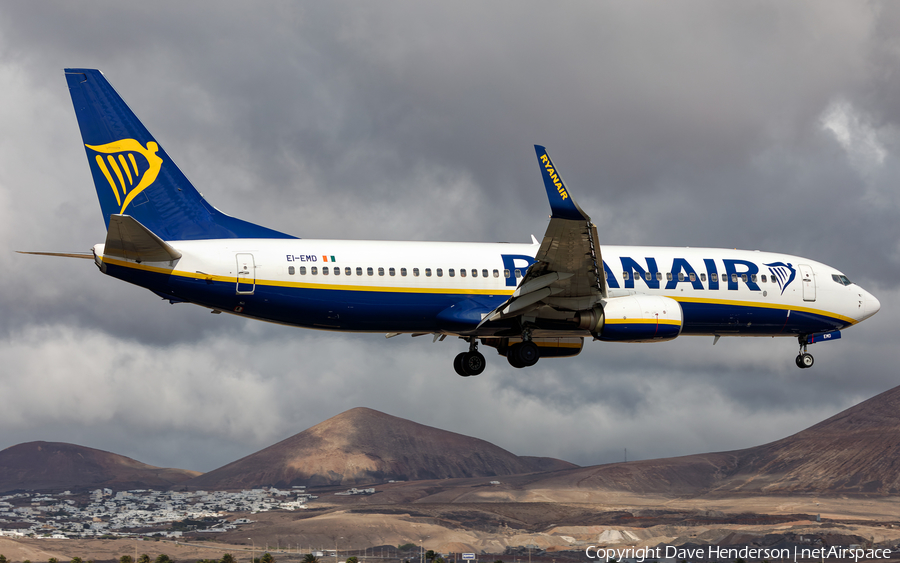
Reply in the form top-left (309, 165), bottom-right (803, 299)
top-left (104, 214), bottom-right (182, 263)
top-left (16, 251), bottom-right (94, 259)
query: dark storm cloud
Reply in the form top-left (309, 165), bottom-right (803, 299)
top-left (0, 1), bottom-right (897, 472)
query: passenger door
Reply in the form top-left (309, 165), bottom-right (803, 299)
top-left (236, 253), bottom-right (256, 295)
top-left (798, 263), bottom-right (816, 302)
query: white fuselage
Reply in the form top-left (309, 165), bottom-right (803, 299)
top-left (93, 238), bottom-right (880, 336)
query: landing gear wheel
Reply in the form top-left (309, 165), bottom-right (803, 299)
top-left (507, 341), bottom-right (540, 368)
top-left (454, 351), bottom-right (486, 376)
top-left (518, 341), bottom-right (540, 367)
top-left (461, 351), bottom-right (486, 376)
top-left (507, 348), bottom-right (524, 369)
top-left (454, 352), bottom-right (469, 376)
top-left (800, 353), bottom-right (814, 369)
top-left (795, 336), bottom-right (815, 369)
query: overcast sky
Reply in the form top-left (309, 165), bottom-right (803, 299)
top-left (1, 1), bottom-right (899, 474)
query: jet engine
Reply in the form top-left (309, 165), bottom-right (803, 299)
top-left (574, 295), bottom-right (683, 342)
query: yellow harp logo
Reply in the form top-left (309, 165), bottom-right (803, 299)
top-left (86, 139), bottom-right (163, 214)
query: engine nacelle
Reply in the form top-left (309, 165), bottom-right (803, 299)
top-left (577, 295), bottom-right (683, 342)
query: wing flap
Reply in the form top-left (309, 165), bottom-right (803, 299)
top-left (513, 271), bottom-right (573, 297)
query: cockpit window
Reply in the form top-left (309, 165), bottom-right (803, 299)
top-left (832, 274), bottom-right (853, 286)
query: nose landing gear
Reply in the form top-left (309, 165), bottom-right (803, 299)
top-left (796, 336), bottom-right (814, 369)
top-left (454, 338), bottom-right (486, 377)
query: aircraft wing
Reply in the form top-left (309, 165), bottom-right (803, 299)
top-left (482, 146), bottom-right (605, 324)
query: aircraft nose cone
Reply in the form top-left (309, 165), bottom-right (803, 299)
top-left (861, 290), bottom-right (881, 321)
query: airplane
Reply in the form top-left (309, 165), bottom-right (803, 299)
top-left (29, 68), bottom-right (880, 377)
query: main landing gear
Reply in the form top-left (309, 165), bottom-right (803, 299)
top-left (453, 330), bottom-right (547, 375)
top-left (454, 338), bottom-right (486, 377)
top-left (796, 336), bottom-right (814, 369)
top-left (507, 329), bottom-right (540, 369)
top-left (507, 341), bottom-right (539, 368)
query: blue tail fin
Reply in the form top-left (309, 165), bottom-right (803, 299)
top-left (65, 68), bottom-right (294, 240)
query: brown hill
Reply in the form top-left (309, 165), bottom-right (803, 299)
top-left (187, 407), bottom-right (577, 489)
top-left (0, 441), bottom-right (200, 493)
top-left (722, 382), bottom-right (900, 494)
top-left (518, 384), bottom-right (900, 496)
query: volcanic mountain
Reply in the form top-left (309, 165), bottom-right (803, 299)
top-left (723, 382), bottom-right (900, 494)
top-left (518, 383), bottom-right (900, 496)
top-left (0, 442), bottom-right (200, 493)
top-left (187, 407), bottom-right (577, 489)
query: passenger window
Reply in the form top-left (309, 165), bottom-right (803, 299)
top-left (345, 267), bottom-right (351, 276)
top-left (472, 269), bottom-right (478, 277)
top-left (449, 268), bottom-right (455, 277)
top-left (323, 266), bottom-right (329, 275)
top-left (389, 267), bottom-right (395, 276)
top-left (761, 275), bottom-right (767, 283)
top-left (689, 273), bottom-right (696, 282)
top-left (751, 274), bottom-right (757, 283)
top-left (515, 269), bottom-right (522, 278)
top-left (504, 269), bottom-right (510, 278)
top-left (378, 267), bottom-right (385, 276)
top-left (483, 269), bottom-right (489, 278)
top-left (493, 269), bottom-right (499, 278)
top-left (645, 272), bottom-right (651, 281)
top-left (333, 266), bottom-right (340, 276)
top-left (666, 272), bottom-right (673, 281)
top-left (425, 268), bottom-right (432, 277)
top-left (741, 274), bottom-right (748, 282)
top-left (356, 267), bottom-right (363, 276)
top-left (413, 268), bottom-right (420, 277)
top-left (678, 272), bottom-right (685, 281)
top-left (288, 266), bottom-right (295, 275)
top-left (732, 274), bottom-right (738, 282)
top-left (656, 272), bottom-right (663, 281)
top-left (711, 273), bottom-right (718, 282)
top-left (623, 271), bottom-right (630, 281)
top-left (367, 267), bottom-right (374, 276)
top-left (460, 269), bottom-right (467, 277)
top-left (311, 267), bottom-right (318, 275)
top-left (700, 273), bottom-right (706, 282)
top-left (437, 268), bottom-right (443, 277)
top-left (299, 266), bottom-right (307, 275)
top-left (401, 268), bottom-right (407, 276)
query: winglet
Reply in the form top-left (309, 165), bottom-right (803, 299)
top-left (534, 145), bottom-right (590, 221)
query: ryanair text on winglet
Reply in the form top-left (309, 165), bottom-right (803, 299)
top-left (540, 154), bottom-right (568, 200)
